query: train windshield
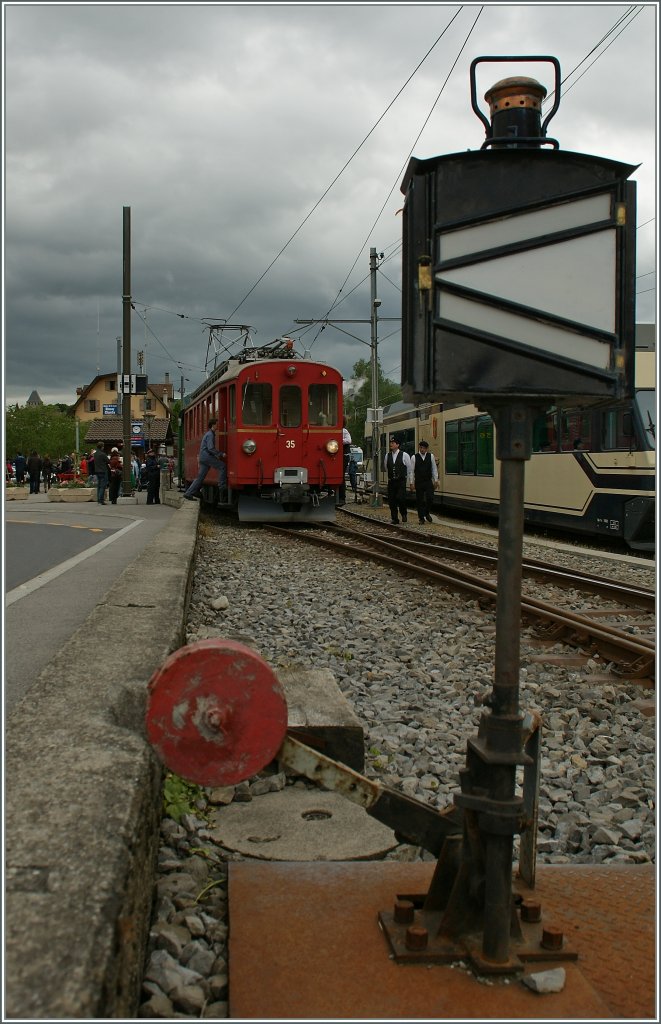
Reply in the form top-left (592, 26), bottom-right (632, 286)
top-left (635, 389), bottom-right (656, 449)
top-left (242, 383), bottom-right (272, 425)
top-left (308, 384), bottom-right (338, 426)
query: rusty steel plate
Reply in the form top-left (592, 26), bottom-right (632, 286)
top-left (146, 639), bottom-right (288, 786)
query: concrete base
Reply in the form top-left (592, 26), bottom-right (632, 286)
top-left (210, 787), bottom-right (398, 860)
top-left (117, 495), bottom-right (139, 504)
top-left (229, 861), bottom-right (655, 1019)
top-left (279, 667), bottom-right (365, 771)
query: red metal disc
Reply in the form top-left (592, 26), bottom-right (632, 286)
top-left (146, 639), bottom-right (288, 787)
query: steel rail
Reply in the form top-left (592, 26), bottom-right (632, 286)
top-left (265, 525), bottom-right (655, 675)
top-left (338, 509), bottom-right (655, 610)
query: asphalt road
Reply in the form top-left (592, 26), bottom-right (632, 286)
top-left (4, 495), bottom-right (176, 717)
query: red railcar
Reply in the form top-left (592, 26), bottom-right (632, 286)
top-left (182, 338), bottom-right (344, 521)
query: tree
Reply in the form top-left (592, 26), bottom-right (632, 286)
top-left (343, 357), bottom-right (402, 446)
top-left (5, 404), bottom-right (77, 459)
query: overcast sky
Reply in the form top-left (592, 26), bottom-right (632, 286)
top-left (3, 2), bottom-right (658, 407)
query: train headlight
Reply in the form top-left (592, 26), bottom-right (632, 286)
top-left (325, 440), bottom-right (339, 454)
top-left (242, 439), bottom-right (257, 455)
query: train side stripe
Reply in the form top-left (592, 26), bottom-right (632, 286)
top-left (573, 452), bottom-right (655, 492)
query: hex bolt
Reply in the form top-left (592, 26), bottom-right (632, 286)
top-left (393, 899), bottom-right (415, 925)
top-left (405, 925), bottom-right (428, 951)
top-left (205, 707), bottom-right (228, 732)
top-left (541, 925), bottom-right (564, 950)
top-left (520, 899), bottom-right (542, 922)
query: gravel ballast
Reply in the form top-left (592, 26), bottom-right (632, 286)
top-left (139, 512), bottom-right (655, 1018)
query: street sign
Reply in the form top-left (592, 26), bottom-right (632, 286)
top-left (103, 404), bottom-right (118, 415)
top-left (120, 374), bottom-right (148, 395)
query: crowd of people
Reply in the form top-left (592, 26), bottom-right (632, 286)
top-left (6, 445), bottom-right (174, 504)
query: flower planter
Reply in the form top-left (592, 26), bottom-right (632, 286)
top-left (48, 488), bottom-right (95, 502)
top-left (5, 487), bottom-right (29, 500)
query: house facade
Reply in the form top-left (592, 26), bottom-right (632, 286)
top-left (73, 372), bottom-right (175, 455)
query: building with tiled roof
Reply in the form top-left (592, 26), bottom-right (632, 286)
top-left (72, 372), bottom-right (173, 424)
top-left (26, 390), bottom-right (44, 406)
top-left (83, 416), bottom-right (174, 454)
top-left (73, 371), bottom-right (175, 454)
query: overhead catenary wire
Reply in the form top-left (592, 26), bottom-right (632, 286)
top-left (130, 6), bottom-right (654, 386)
top-left (305, 5), bottom-right (484, 352)
top-left (225, 7), bottom-right (465, 323)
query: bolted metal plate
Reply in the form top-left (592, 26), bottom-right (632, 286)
top-left (146, 639), bottom-right (288, 786)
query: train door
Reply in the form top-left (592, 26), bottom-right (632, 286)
top-left (277, 382), bottom-right (303, 467)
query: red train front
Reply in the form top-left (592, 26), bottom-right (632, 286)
top-left (182, 338), bottom-right (344, 521)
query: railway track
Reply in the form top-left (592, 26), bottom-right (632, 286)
top-left (265, 516), bottom-right (655, 684)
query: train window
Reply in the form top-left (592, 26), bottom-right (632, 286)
top-left (308, 384), bottom-right (338, 426)
top-left (476, 416), bottom-right (494, 475)
top-left (560, 411), bottom-right (591, 451)
top-left (242, 383), bottom-right (272, 425)
top-left (280, 386), bottom-right (301, 427)
top-left (229, 385), bottom-right (236, 426)
top-left (400, 429), bottom-right (416, 458)
top-left (459, 419), bottom-right (476, 473)
top-left (532, 408), bottom-right (558, 452)
top-left (445, 420), bottom-right (459, 474)
top-left (601, 407), bottom-right (636, 450)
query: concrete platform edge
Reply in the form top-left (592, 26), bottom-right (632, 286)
top-left (4, 498), bottom-right (200, 1019)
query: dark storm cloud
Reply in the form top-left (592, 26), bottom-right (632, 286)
top-left (4, 3), bottom-right (657, 406)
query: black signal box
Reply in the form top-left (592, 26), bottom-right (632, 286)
top-left (400, 147), bottom-right (637, 406)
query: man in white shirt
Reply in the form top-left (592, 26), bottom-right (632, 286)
top-left (410, 439), bottom-right (438, 523)
top-left (383, 435), bottom-right (412, 525)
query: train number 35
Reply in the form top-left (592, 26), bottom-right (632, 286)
top-left (285, 440), bottom-right (296, 449)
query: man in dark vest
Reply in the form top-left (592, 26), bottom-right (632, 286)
top-left (383, 435), bottom-right (412, 525)
top-left (411, 439), bottom-right (438, 523)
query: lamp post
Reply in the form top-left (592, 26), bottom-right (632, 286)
top-left (144, 413), bottom-right (154, 454)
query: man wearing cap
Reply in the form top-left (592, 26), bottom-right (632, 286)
top-left (383, 435), bottom-right (412, 525)
top-left (183, 418), bottom-right (226, 502)
top-left (410, 439), bottom-right (438, 524)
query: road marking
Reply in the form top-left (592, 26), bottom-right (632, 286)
top-left (5, 518), bottom-right (143, 607)
top-left (6, 518), bottom-right (106, 533)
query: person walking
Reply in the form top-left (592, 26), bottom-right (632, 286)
top-left (41, 454), bottom-right (53, 492)
top-left (27, 450), bottom-right (42, 494)
top-left (145, 450), bottom-right (161, 504)
top-left (183, 418), bottom-right (226, 501)
top-left (131, 453), bottom-right (141, 491)
top-left (410, 439), bottom-right (438, 523)
top-left (108, 447), bottom-right (123, 504)
top-left (93, 443), bottom-right (110, 505)
top-left (384, 435), bottom-right (412, 525)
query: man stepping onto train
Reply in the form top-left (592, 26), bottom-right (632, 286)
top-left (183, 418), bottom-right (227, 502)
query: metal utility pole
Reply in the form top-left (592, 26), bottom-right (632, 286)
top-left (122, 207), bottom-right (133, 496)
top-left (369, 247), bottom-right (383, 508)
